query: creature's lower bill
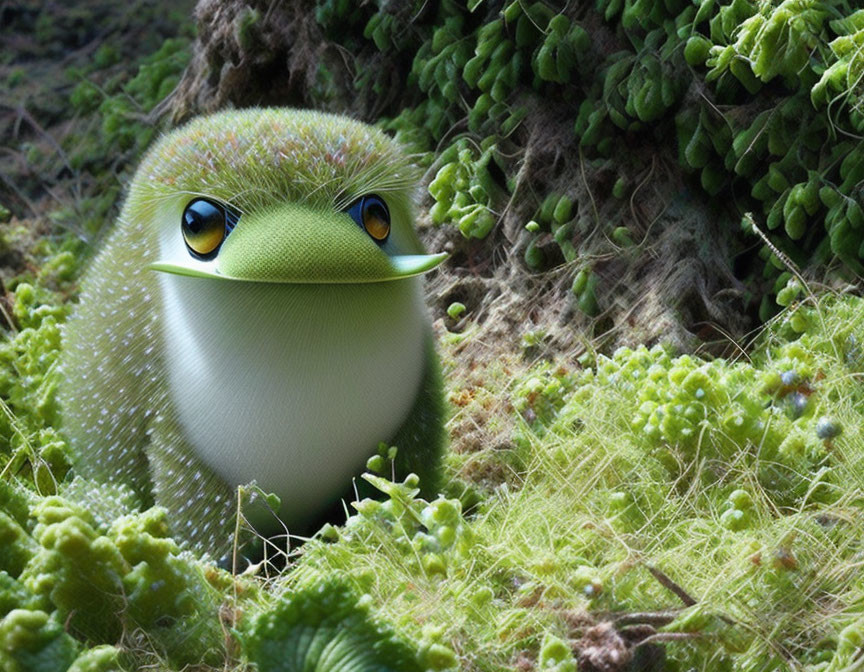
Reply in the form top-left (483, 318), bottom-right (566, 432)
top-left (147, 252), bottom-right (448, 283)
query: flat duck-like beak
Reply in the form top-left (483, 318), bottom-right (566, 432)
top-left (148, 203), bottom-right (447, 284)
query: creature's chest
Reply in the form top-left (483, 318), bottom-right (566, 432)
top-left (157, 275), bottom-right (426, 519)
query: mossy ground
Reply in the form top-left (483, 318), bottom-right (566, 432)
top-left (279, 290), bottom-right (864, 671)
top-left (3, 1), bottom-right (864, 671)
top-left (3, 232), bottom-right (864, 670)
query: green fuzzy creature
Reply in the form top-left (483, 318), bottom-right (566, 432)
top-left (60, 108), bottom-right (448, 556)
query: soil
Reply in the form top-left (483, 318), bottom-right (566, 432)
top-left (0, 0), bottom-right (195, 273)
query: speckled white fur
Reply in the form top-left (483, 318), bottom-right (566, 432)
top-left (159, 271), bottom-right (426, 522)
top-left (61, 108), bottom-right (441, 553)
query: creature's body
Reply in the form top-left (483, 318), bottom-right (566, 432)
top-left (61, 109), bottom-right (446, 554)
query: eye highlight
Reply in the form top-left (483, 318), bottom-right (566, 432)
top-left (181, 199), bottom-right (238, 259)
top-left (346, 195), bottom-right (391, 243)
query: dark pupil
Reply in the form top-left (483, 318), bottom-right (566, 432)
top-left (184, 201), bottom-right (222, 233)
top-left (364, 200), bottom-right (388, 224)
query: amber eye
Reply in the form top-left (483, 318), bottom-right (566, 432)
top-left (346, 195), bottom-right (390, 243)
top-left (182, 199), bottom-right (232, 259)
top-left (362, 196), bottom-right (390, 242)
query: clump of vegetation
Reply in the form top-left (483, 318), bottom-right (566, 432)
top-left (282, 289), bottom-right (864, 670)
top-left (6, 493), bottom-right (225, 667)
top-left (4, 205), bottom-right (864, 670)
top-left (1, 1), bottom-right (194, 239)
top-left (0, 229), bottom-right (81, 495)
top-left (243, 577), bottom-right (431, 672)
top-left (295, 0), bottom-right (864, 332)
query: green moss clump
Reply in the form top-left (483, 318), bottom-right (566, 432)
top-left (279, 292), bottom-right (864, 670)
top-left (428, 139), bottom-right (501, 239)
top-left (312, 0), bottom-right (864, 314)
top-left (0, 573), bottom-right (41, 618)
top-left (243, 578), bottom-right (427, 672)
top-left (0, 235), bottom-right (82, 493)
top-left (0, 513), bottom-right (37, 579)
top-left (98, 38), bottom-right (190, 153)
top-left (17, 496), bottom-right (224, 666)
top-left (0, 471), bottom-right (228, 669)
top-left (537, 633), bottom-right (577, 672)
top-left (0, 609), bottom-right (79, 672)
top-left (66, 645), bottom-right (122, 672)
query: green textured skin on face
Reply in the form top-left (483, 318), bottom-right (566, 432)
top-left (217, 203), bottom-right (393, 283)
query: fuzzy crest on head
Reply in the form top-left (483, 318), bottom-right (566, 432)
top-left (130, 107), bottom-right (421, 216)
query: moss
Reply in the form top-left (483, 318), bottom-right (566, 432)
top-left (282, 292), bottom-right (864, 670)
top-left (0, 573), bottom-right (42, 618)
top-left (0, 513), bottom-right (37, 579)
top-left (0, 249), bottom-right (75, 490)
top-left (4, 218), bottom-right (864, 669)
top-left (96, 37), bottom-right (190, 154)
top-left (301, 0), bottom-right (864, 319)
top-left (0, 609), bottom-right (79, 672)
top-left (15, 496), bottom-right (224, 666)
top-left (67, 645), bottom-right (122, 672)
top-left (243, 578), bottom-right (427, 672)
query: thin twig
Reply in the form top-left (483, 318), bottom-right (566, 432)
top-left (635, 632), bottom-right (703, 648)
top-left (645, 564), bottom-right (697, 607)
top-left (611, 610), bottom-right (682, 626)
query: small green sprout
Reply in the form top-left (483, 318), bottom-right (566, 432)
top-left (538, 633), bottom-right (576, 671)
top-left (367, 454), bottom-right (387, 474)
top-left (447, 302), bottom-right (467, 320)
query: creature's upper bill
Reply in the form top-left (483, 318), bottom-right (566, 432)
top-left (148, 201), bottom-right (447, 284)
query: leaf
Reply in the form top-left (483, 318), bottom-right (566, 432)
top-left (243, 579), bottom-right (424, 672)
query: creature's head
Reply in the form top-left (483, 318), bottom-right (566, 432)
top-left (126, 108), bottom-right (446, 283)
